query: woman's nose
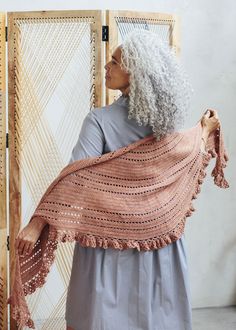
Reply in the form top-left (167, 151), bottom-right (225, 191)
top-left (104, 62), bottom-right (110, 70)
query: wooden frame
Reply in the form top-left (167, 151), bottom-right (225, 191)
top-left (7, 10), bottom-right (103, 329)
top-left (0, 12), bottom-right (7, 330)
top-left (106, 10), bottom-right (180, 105)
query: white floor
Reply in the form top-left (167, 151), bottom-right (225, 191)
top-left (7, 306), bottom-right (236, 329)
top-left (192, 306), bottom-right (236, 330)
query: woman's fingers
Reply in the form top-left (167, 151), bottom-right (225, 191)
top-left (26, 241), bottom-right (35, 255)
top-left (206, 108), bottom-right (219, 119)
top-left (23, 241), bottom-right (33, 256)
top-left (204, 109), bottom-right (210, 116)
top-left (212, 109), bottom-right (217, 117)
top-left (16, 239), bottom-right (34, 256)
top-left (17, 239), bottom-right (25, 256)
top-left (210, 109), bottom-right (219, 119)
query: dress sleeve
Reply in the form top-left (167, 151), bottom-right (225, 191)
top-left (68, 110), bottom-right (105, 164)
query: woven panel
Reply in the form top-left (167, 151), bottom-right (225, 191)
top-left (106, 10), bottom-right (180, 104)
top-left (8, 10), bottom-right (102, 329)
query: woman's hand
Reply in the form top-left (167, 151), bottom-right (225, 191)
top-left (15, 216), bottom-right (47, 257)
top-left (201, 109), bottom-right (220, 134)
top-left (200, 109), bottom-right (220, 152)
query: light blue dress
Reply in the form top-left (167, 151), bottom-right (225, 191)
top-left (65, 95), bottom-right (192, 330)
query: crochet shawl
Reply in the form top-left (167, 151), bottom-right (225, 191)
top-left (8, 120), bottom-right (229, 329)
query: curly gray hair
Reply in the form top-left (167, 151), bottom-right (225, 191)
top-left (120, 29), bottom-right (193, 140)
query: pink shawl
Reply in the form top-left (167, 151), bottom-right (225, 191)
top-left (8, 121), bottom-right (229, 328)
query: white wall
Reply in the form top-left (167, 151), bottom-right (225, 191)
top-left (1, 0), bottom-right (236, 309)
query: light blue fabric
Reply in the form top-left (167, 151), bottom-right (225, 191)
top-left (65, 95), bottom-right (192, 330)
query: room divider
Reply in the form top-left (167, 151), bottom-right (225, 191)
top-left (0, 9), bottom-right (180, 329)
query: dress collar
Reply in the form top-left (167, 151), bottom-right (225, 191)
top-left (113, 94), bottom-right (129, 106)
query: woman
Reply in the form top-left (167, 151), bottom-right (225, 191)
top-left (15, 30), bottom-right (220, 330)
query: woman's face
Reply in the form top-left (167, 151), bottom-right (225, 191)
top-left (104, 46), bottom-right (130, 95)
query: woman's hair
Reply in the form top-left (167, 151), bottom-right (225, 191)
top-left (120, 29), bottom-right (193, 140)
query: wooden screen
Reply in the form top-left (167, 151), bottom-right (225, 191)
top-left (106, 10), bottom-right (180, 104)
top-left (4, 9), bottom-right (181, 329)
top-left (0, 12), bottom-right (7, 330)
top-left (8, 10), bottom-right (102, 329)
